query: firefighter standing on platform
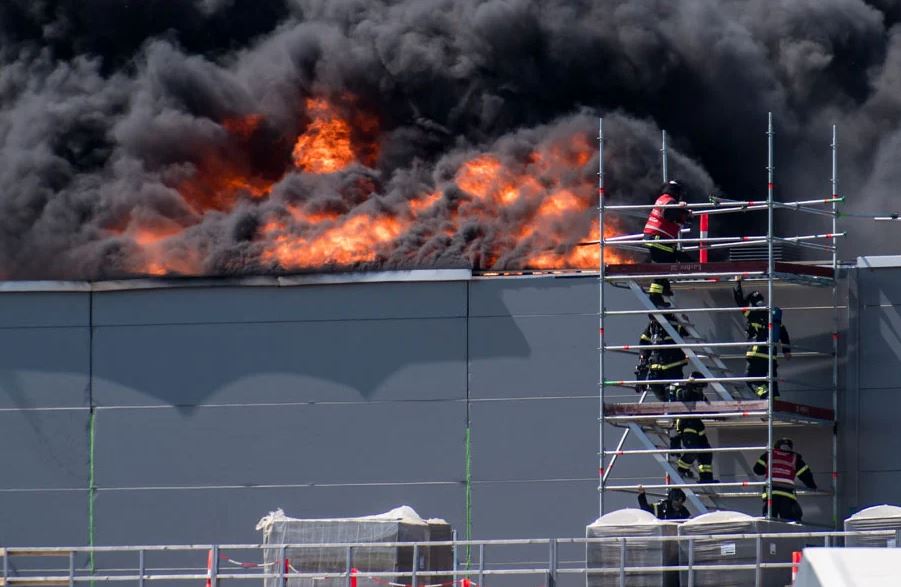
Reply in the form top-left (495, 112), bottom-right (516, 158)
top-left (668, 373), bottom-right (717, 483)
top-left (753, 438), bottom-right (817, 521)
top-left (635, 313), bottom-right (689, 402)
top-left (637, 487), bottom-right (690, 520)
top-left (644, 180), bottom-right (693, 307)
top-left (734, 278), bottom-right (792, 399)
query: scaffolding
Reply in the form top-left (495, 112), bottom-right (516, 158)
top-left (597, 113), bottom-right (843, 522)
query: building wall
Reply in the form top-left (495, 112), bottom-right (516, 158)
top-left (0, 265), bottom-right (884, 547)
top-left (843, 259), bottom-right (901, 518)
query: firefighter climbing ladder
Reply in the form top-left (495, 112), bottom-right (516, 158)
top-left (596, 114), bottom-right (843, 521)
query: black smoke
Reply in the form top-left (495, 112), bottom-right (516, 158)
top-left (1, 0), bottom-right (899, 279)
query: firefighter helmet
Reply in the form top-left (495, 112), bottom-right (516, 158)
top-left (661, 180), bottom-right (686, 200)
top-left (747, 290), bottom-right (766, 307)
top-left (667, 487), bottom-right (686, 502)
top-left (775, 437), bottom-right (793, 451)
top-left (772, 307), bottom-right (783, 323)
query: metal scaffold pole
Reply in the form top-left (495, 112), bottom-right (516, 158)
top-left (831, 123), bottom-right (840, 527)
top-left (766, 112), bottom-right (775, 520)
top-left (598, 117), bottom-right (606, 517)
top-left (661, 130), bottom-right (668, 182)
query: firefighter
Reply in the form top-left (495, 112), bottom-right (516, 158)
top-left (637, 486), bottom-right (690, 520)
top-left (734, 278), bottom-right (791, 399)
top-left (643, 180), bottom-right (693, 307)
top-left (635, 313), bottom-right (689, 402)
top-left (753, 438), bottom-right (817, 522)
top-left (669, 373), bottom-right (717, 483)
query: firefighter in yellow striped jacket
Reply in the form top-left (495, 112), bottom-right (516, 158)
top-left (670, 374), bottom-right (717, 483)
top-left (734, 279), bottom-right (792, 399)
top-left (635, 314), bottom-right (689, 402)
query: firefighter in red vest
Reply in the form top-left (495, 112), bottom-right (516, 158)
top-left (644, 180), bottom-right (693, 307)
top-left (753, 438), bottom-right (817, 521)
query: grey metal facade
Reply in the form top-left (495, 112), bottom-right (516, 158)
top-left (0, 262), bottom-right (895, 547)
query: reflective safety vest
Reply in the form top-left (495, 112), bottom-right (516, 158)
top-left (771, 449), bottom-right (797, 488)
top-left (644, 194), bottom-right (683, 239)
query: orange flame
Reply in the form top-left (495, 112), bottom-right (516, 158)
top-left (293, 98), bottom-right (357, 173)
top-left (139, 99), bottom-right (633, 276)
top-left (262, 214), bottom-right (409, 269)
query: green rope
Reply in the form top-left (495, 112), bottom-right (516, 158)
top-left (464, 426), bottom-right (472, 567)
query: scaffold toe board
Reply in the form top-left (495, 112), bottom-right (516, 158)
top-left (604, 261), bottom-right (834, 284)
top-left (603, 400), bottom-right (834, 422)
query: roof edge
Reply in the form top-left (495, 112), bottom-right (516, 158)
top-left (0, 269), bottom-right (473, 293)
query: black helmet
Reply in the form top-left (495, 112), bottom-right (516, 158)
top-left (775, 437), bottom-right (793, 451)
top-left (747, 290), bottom-right (766, 307)
top-left (661, 180), bottom-right (686, 200)
top-left (668, 487), bottom-right (686, 502)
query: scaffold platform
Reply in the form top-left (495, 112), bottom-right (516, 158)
top-left (603, 400), bottom-right (834, 427)
top-left (604, 261), bottom-right (834, 286)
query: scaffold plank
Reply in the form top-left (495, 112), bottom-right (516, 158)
top-left (603, 400), bottom-right (834, 421)
top-left (605, 261), bottom-right (834, 280)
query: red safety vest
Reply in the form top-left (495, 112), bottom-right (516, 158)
top-left (770, 449), bottom-right (797, 488)
top-left (644, 194), bottom-right (683, 239)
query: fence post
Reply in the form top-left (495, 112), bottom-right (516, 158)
top-left (478, 544), bottom-right (485, 587)
top-left (412, 544), bottom-right (418, 587)
top-left (618, 538), bottom-right (625, 587)
top-left (345, 546), bottom-right (352, 587)
top-left (279, 545), bottom-right (287, 587)
top-left (687, 538), bottom-right (694, 587)
top-left (212, 546), bottom-right (220, 587)
top-left (895, 529), bottom-right (901, 547)
top-left (68, 551), bottom-right (75, 587)
top-left (754, 536), bottom-right (762, 587)
top-left (452, 530), bottom-right (458, 587)
top-left (138, 549), bottom-right (145, 587)
top-left (546, 539), bottom-right (557, 587)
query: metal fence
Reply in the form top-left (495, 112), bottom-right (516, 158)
top-left (2, 529), bottom-right (900, 587)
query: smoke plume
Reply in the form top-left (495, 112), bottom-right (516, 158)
top-left (1, 0), bottom-right (899, 279)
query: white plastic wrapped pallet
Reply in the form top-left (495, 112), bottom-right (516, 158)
top-left (585, 508), bottom-right (679, 587)
top-left (256, 506), bottom-right (451, 587)
top-left (843, 505), bottom-right (901, 547)
top-left (677, 511), bottom-right (813, 587)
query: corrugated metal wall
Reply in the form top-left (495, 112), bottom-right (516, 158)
top-left (0, 265), bottom-right (889, 546)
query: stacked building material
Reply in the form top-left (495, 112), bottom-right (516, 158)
top-left (586, 508), bottom-right (679, 587)
top-left (844, 505), bottom-right (901, 547)
top-left (677, 511), bottom-right (812, 587)
top-left (256, 506), bottom-right (452, 587)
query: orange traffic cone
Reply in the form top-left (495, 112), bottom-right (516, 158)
top-left (791, 550), bottom-right (802, 583)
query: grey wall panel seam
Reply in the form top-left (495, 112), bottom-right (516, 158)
top-left (93, 315), bottom-right (467, 328)
top-left (0, 407), bottom-right (90, 413)
top-left (94, 481), bottom-right (463, 491)
top-left (470, 312), bottom-right (598, 319)
top-left (471, 478), bottom-right (596, 484)
top-left (0, 488), bottom-right (89, 493)
top-left (0, 325), bottom-right (89, 331)
top-left (92, 399), bottom-right (468, 410)
top-left (468, 396), bottom-right (596, 403)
